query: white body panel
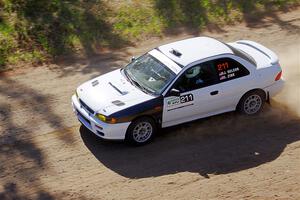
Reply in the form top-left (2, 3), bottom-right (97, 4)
top-left (230, 40), bottom-right (279, 65)
top-left (264, 79), bottom-right (285, 97)
top-left (163, 84), bottom-right (227, 128)
top-left (77, 69), bottom-right (154, 116)
top-left (159, 37), bottom-right (232, 66)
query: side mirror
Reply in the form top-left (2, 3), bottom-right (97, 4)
top-left (131, 56), bottom-right (136, 62)
top-left (168, 88), bottom-right (180, 97)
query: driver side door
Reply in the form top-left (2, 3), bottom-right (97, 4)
top-left (162, 61), bottom-right (221, 128)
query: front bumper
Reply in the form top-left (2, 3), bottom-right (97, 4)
top-left (71, 95), bottom-right (130, 140)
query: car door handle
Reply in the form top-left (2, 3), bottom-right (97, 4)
top-left (210, 91), bottom-right (219, 96)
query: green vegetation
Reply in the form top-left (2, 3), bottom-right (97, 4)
top-left (0, 0), bottom-right (299, 70)
top-left (0, 0), bottom-right (126, 70)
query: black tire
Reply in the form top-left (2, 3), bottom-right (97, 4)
top-left (125, 117), bottom-right (157, 146)
top-left (237, 90), bottom-right (266, 115)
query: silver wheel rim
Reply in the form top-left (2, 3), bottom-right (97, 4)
top-left (244, 94), bottom-right (262, 115)
top-left (132, 122), bottom-right (153, 143)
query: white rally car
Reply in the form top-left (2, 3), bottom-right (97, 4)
top-left (72, 37), bottom-right (284, 145)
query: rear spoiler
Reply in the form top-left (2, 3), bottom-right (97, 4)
top-left (235, 40), bottom-right (279, 65)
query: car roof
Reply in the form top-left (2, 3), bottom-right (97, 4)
top-left (158, 37), bottom-right (233, 67)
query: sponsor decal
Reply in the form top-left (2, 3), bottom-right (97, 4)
top-left (227, 67), bottom-right (239, 74)
top-left (167, 94), bottom-right (194, 107)
top-left (167, 97), bottom-right (180, 107)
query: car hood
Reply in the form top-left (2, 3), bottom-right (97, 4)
top-left (77, 69), bottom-right (155, 116)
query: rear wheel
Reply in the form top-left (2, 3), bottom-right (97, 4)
top-left (125, 117), bottom-right (156, 145)
top-left (238, 90), bottom-right (265, 115)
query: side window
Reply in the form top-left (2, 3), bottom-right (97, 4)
top-left (174, 61), bottom-right (219, 93)
top-left (214, 57), bottom-right (250, 82)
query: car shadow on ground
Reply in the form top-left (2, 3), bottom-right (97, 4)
top-left (80, 103), bottom-right (300, 179)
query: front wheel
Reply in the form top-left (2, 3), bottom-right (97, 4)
top-left (125, 117), bottom-right (156, 146)
top-left (238, 90), bottom-right (265, 115)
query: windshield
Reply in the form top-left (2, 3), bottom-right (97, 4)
top-left (124, 54), bottom-right (176, 95)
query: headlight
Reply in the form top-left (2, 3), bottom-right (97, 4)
top-left (96, 113), bottom-right (117, 124)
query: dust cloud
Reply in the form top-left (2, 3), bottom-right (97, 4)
top-left (274, 42), bottom-right (300, 116)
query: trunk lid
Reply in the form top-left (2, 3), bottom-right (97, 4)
top-left (228, 40), bottom-right (279, 68)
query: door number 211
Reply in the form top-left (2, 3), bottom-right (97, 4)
top-left (180, 94), bottom-right (194, 103)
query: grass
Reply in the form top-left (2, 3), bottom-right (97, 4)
top-left (113, 2), bottom-right (163, 39)
top-left (0, 0), bottom-right (299, 71)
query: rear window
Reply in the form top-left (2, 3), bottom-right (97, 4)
top-left (226, 44), bottom-right (257, 67)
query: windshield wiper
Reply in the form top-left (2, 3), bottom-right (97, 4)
top-left (131, 78), bottom-right (153, 94)
top-left (123, 68), bottom-right (132, 83)
top-left (123, 69), bottom-right (153, 94)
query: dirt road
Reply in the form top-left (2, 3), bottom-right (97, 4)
top-left (0, 8), bottom-right (299, 200)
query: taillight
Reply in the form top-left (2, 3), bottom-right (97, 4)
top-left (275, 70), bottom-right (282, 81)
